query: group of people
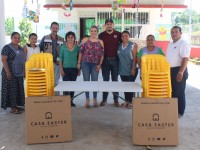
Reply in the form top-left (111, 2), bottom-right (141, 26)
top-left (1, 19), bottom-right (190, 118)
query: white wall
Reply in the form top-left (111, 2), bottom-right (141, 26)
top-left (32, 7), bottom-right (185, 41)
top-left (139, 8), bottom-right (184, 40)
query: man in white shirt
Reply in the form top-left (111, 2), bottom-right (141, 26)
top-left (166, 26), bottom-right (190, 118)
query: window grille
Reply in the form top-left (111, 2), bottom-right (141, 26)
top-left (124, 12), bottom-right (149, 24)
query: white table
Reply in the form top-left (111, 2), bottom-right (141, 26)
top-left (55, 81), bottom-right (143, 101)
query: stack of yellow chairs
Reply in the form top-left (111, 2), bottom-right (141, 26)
top-left (141, 54), bottom-right (171, 98)
top-left (25, 53), bottom-right (54, 96)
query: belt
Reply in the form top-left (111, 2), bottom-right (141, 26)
top-left (105, 57), bottom-right (116, 60)
top-left (170, 66), bottom-right (180, 69)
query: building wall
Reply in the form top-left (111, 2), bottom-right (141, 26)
top-left (36, 7), bottom-right (184, 41)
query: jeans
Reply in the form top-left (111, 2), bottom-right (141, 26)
top-left (170, 67), bottom-right (188, 116)
top-left (101, 57), bottom-right (119, 101)
top-left (54, 63), bottom-right (60, 86)
top-left (54, 63), bottom-right (60, 96)
top-left (62, 68), bottom-right (78, 100)
top-left (81, 62), bottom-right (99, 99)
top-left (120, 68), bottom-right (138, 103)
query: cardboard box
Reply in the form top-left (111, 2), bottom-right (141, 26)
top-left (132, 98), bottom-right (178, 146)
top-left (25, 96), bottom-right (72, 144)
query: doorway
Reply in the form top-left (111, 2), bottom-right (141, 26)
top-left (80, 18), bottom-right (95, 40)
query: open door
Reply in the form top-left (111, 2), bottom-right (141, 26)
top-left (80, 18), bottom-right (95, 40)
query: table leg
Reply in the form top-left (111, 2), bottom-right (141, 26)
top-left (112, 93), bottom-right (126, 102)
top-left (71, 92), bottom-right (85, 100)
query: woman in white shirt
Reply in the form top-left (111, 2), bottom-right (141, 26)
top-left (23, 33), bottom-right (40, 61)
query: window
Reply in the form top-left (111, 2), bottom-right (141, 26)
top-left (124, 12), bottom-right (149, 24)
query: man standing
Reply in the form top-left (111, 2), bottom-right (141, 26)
top-left (166, 26), bottom-right (190, 118)
top-left (99, 18), bottom-right (121, 107)
top-left (39, 22), bottom-right (64, 88)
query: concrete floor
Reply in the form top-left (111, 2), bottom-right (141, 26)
top-left (0, 63), bottom-right (200, 150)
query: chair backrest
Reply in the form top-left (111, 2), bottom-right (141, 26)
top-left (141, 54), bottom-right (170, 72)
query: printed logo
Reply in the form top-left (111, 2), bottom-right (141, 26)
top-left (114, 35), bottom-right (118, 38)
top-left (31, 112), bottom-right (67, 126)
top-left (152, 113), bottom-right (159, 121)
top-left (45, 112), bottom-right (53, 119)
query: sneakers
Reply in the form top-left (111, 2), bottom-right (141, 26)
top-left (114, 99), bottom-right (120, 107)
top-left (100, 100), bottom-right (107, 106)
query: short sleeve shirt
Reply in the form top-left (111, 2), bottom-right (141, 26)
top-left (137, 46), bottom-right (165, 59)
top-left (166, 38), bottom-right (190, 67)
top-left (79, 40), bottom-right (104, 64)
top-left (99, 30), bottom-right (121, 57)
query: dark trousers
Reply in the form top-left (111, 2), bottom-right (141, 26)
top-left (62, 68), bottom-right (78, 101)
top-left (120, 68), bottom-right (138, 103)
top-left (170, 67), bottom-right (188, 116)
top-left (102, 57), bottom-right (119, 101)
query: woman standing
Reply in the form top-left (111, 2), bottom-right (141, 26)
top-left (117, 31), bottom-right (138, 108)
top-left (137, 34), bottom-right (165, 68)
top-left (1, 32), bottom-right (25, 114)
top-left (23, 33), bottom-right (40, 61)
top-left (59, 31), bottom-right (80, 107)
top-left (78, 26), bottom-right (104, 108)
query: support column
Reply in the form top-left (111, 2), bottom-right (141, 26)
top-left (0, 0), bottom-right (6, 98)
top-left (0, 0), bottom-right (6, 50)
top-left (188, 0), bottom-right (192, 45)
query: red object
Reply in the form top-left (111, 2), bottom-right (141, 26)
top-left (99, 30), bottom-right (122, 57)
top-left (155, 41), bottom-right (200, 58)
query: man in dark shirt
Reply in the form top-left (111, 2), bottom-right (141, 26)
top-left (99, 18), bottom-right (122, 107)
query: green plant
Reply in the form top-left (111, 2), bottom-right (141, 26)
top-left (5, 17), bottom-right (14, 35)
top-left (174, 9), bottom-right (200, 26)
top-left (18, 18), bottom-right (33, 47)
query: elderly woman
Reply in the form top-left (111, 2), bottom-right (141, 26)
top-left (78, 25), bottom-right (104, 108)
top-left (1, 32), bottom-right (25, 114)
top-left (137, 34), bottom-right (165, 68)
top-left (117, 30), bottom-right (138, 108)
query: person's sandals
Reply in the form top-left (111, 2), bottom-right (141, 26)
top-left (100, 100), bottom-right (107, 106)
top-left (114, 99), bottom-right (120, 107)
top-left (10, 107), bottom-right (22, 114)
top-left (121, 102), bottom-right (128, 108)
top-left (93, 99), bottom-right (98, 108)
top-left (16, 106), bottom-right (25, 111)
top-left (127, 103), bottom-right (132, 109)
top-left (85, 99), bottom-right (90, 108)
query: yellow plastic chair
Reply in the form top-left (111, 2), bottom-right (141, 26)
top-left (141, 54), bottom-right (172, 98)
top-left (25, 53), bottom-right (54, 96)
